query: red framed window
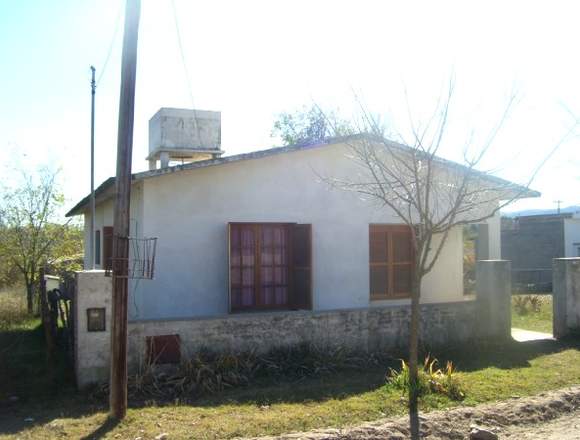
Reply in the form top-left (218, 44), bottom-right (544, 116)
top-left (103, 226), bottom-right (114, 271)
top-left (229, 223), bottom-right (312, 312)
top-left (369, 224), bottom-right (414, 299)
top-left (95, 230), bottom-right (101, 265)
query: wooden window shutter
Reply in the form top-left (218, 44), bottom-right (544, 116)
top-left (103, 226), bottom-right (114, 271)
top-left (369, 226), bottom-right (390, 299)
top-left (291, 224), bottom-right (312, 310)
top-left (369, 224), bottom-right (414, 299)
top-left (95, 229), bottom-right (101, 265)
top-left (392, 229), bottom-right (414, 296)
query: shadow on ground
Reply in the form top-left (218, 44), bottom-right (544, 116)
top-left (79, 417), bottom-right (121, 440)
top-left (1, 323), bottom-right (579, 438)
top-left (436, 337), bottom-right (580, 372)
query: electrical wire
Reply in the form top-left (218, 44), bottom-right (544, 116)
top-left (96, 3), bottom-right (123, 87)
top-left (170, 0), bottom-right (201, 143)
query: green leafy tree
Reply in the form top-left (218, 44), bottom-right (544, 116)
top-left (272, 105), bottom-right (352, 146)
top-left (0, 169), bottom-right (82, 313)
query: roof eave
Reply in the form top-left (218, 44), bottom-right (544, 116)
top-left (65, 177), bottom-right (116, 217)
top-left (65, 135), bottom-right (542, 215)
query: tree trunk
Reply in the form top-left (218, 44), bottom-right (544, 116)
top-left (26, 281), bottom-right (35, 314)
top-left (408, 275), bottom-right (422, 440)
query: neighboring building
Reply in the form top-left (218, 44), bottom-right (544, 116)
top-left (501, 213), bottom-right (580, 290)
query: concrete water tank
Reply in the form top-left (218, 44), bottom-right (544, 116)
top-left (147, 108), bottom-right (223, 169)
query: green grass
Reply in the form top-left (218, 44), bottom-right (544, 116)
top-left (0, 287), bottom-right (72, 401)
top-left (512, 294), bottom-right (553, 333)
top-left (1, 335), bottom-right (580, 439)
top-left (1, 289), bottom-right (577, 440)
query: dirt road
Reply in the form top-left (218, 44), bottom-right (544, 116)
top-left (247, 386), bottom-right (580, 440)
top-left (502, 411), bottom-right (580, 439)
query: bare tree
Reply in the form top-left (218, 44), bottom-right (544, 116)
top-left (323, 85), bottom-right (575, 439)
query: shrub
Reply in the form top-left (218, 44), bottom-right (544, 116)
top-left (256, 343), bottom-right (371, 378)
top-left (528, 295), bottom-right (545, 313)
top-left (513, 294), bottom-right (547, 316)
top-left (89, 343), bottom-right (389, 401)
top-left (386, 355), bottom-right (465, 401)
top-left (127, 349), bottom-right (259, 398)
top-left (513, 295), bottom-right (529, 315)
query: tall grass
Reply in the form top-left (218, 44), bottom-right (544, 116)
top-left (386, 355), bottom-right (466, 401)
top-left (511, 294), bottom-right (553, 333)
top-left (0, 286), bottom-right (30, 331)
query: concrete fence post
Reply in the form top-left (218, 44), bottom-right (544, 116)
top-left (75, 270), bottom-right (112, 388)
top-left (553, 258), bottom-right (580, 339)
top-left (476, 260), bottom-right (511, 340)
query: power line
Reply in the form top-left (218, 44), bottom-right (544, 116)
top-left (170, 0), bottom-right (201, 143)
top-left (96, 3), bottom-right (123, 87)
top-left (170, 0), bottom-right (196, 109)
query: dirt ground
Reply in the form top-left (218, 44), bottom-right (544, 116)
top-left (246, 385), bottom-right (580, 439)
top-left (502, 410), bottom-right (580, 439)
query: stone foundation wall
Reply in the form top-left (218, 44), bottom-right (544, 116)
top-left (74, 270), bottom-right (479, 388)
top-left (127, 300), bottom-right (477, 369)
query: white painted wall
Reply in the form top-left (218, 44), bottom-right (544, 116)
top-left (123, 143), bottom-right (474, 320)
top-left (83, 199), bottom-right (112, 269)
top-left (83, 182), bottom-right (144, 269)
top-left (564, 217), bottom-right (580, 258)
top-left (78, 143), bottom-right (504, 320)
top-left (83, 183), bottom-right (143, 317)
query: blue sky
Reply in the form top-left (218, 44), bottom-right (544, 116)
top-left (1, 0), bottom-right (579, 215)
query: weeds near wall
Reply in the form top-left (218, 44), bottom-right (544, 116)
top-left (513, 294), bottom-right (547, 316)
top-left (93, 343), bottom-right (390, 401)
top-left (387, 355), bottom-right (465, 401)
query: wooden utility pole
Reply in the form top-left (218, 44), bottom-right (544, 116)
top-left (110, 0), bottom-right (141, 420)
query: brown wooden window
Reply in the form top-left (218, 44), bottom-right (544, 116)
top-left (228, 223), bottom-right (312, 312)
top-left (369, 224), bottom-right (414, 299)
top-left (95, 230), bottom-right (101, 265)
top-left (103, 226), bottom-right (114, 271)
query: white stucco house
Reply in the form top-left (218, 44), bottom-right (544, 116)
top-left (67, 108), bottom-right (543, 386)
top-left (66, 108), bottom-right (537, 323)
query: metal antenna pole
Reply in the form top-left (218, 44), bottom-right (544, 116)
top-left (110, 0), bottom-right (140, 420)
top-left (90, 66), bottom-right (96, 269)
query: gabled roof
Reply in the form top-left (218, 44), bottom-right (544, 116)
top-left (65, 135), bottom-right (540, 217)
